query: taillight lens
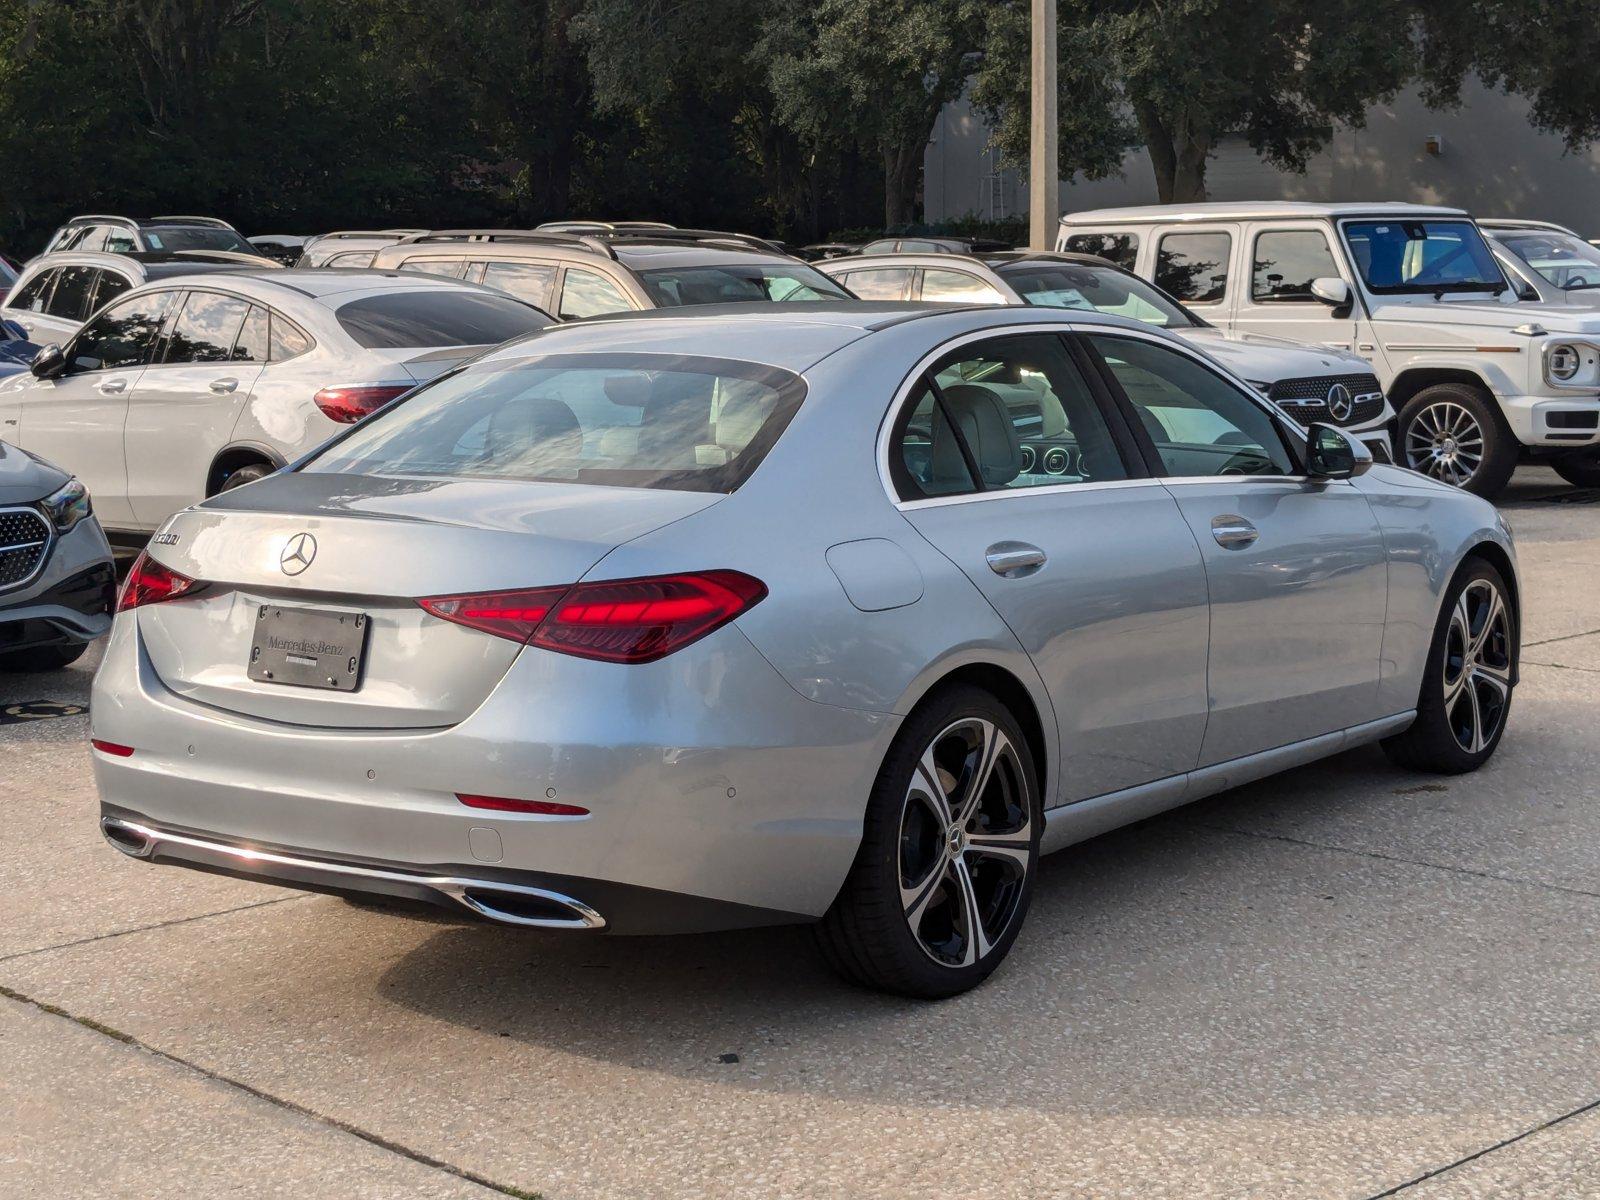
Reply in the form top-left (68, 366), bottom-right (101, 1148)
top-left (91, 738), bottom-right (135, 757)
top-left (418, 570), bottom-right (766, 663)
top-left (313, 384), bottom-right (411, 424)
top-left (417, 586), bottom-right (569, 643)
top-left (117, 551), bottom-right (203, 612)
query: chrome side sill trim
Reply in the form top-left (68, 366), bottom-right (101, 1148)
top-left (100, 816), bottom-right (606, 930)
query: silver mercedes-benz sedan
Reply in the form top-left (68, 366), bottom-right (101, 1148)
top-left (92, 303), bottom-right (1520, 997)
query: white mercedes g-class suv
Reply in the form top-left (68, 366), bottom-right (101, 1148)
top-left (1059, 202), bottom-right (1600, 495)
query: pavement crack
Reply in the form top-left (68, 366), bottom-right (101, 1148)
top-left (1523, 626), bottom-right (1600, 648)
top-left (0, 983), bottom-right (541, 1199)
top-left (0, 894), bottom-right (313, 966)
top-left (1363, 1096), bottom-right (1600, 1196)
top-left (1521, 659), bottom-right (1600, 674)
top-left (1193, 824), bottom-right (1600, 904)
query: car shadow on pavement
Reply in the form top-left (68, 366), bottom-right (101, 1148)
top-left (367, 739), bottom-right (1585, 1117)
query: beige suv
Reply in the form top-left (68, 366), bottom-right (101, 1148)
top-left (368, 229), bottom-right (849, 317)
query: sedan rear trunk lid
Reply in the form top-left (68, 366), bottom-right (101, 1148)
top-left (135, 473), bottom-right (721, 728)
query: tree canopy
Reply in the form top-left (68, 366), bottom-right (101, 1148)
top-left (0, 1), bottom-right (1595, 253)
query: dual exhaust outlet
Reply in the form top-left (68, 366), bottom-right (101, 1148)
top-left (101, 816), bottom-right (606, 930)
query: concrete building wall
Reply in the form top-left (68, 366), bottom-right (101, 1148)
top-left (925, 78), bottom-right (1600, 238)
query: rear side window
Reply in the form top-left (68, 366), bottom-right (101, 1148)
top-left (481, 261), bottom-right (556, 308)
top-left (1155, 232), bottom-right (1232, 304)
top-left (163, 291), bottom-right (251, 363)
top-left (305, 353), bottom-right (804, 494)
top-left (919, 269), bottom-right (1005, 304)
top-left (636, 263), bottom-right (848, 308)
top-left (834, 268), bottom-right (909, 300)
top-left (326, 251), bottom-right (375, 268)
top-left (559, 268), bottom-right (632, 318)
top-left (1063, 232), bottom-right (1139, 270)
top-left (93, 271), bottom-right (132, 309)
top-left (233, 305), bottom-right (271, 362)
top-left (7, 269), bottom-right (58, 313)
top-left (269, 313), bottom-right (314, 360)
top-left (336, 290), bottom-right (550, 349)
top-left (44, 266), bottom-right (97, 319)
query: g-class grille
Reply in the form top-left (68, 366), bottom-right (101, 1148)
top-left (0, 507), bottom-right (51, 590)
top-left (1268, 372), bottom-right (1385, 427)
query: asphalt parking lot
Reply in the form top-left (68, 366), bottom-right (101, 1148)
top-left (2, 466), bottom-right (1598, 1200)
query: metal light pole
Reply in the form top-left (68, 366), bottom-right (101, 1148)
top-left (1029, 0), bottom-right (1059, 250)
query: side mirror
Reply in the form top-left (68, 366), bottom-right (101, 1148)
top-left (1305, 422), bottom-right (1372, 480)
top-left (29, 344), bottom-right (65, 379)
top-left (1309, 277), bottom-right (1351, 308)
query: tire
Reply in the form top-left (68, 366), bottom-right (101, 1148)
top-left (816, 685), bottom-right (1041, 999)
top-left (1398, 383), bottom-right (1518, 497)
top-left (0, 642), bottom-right (88, 672)
top-left (1551, 449), bottom-right (1600, 489)
top-left (216, 462), bottom-right (274, 493)
top-left (1382, 557), bottom-right (1517, 774)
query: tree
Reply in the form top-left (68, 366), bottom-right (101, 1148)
top-left (975, 0), bottom-right (1431, 204)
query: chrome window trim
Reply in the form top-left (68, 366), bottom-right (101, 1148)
top-left (0, 504), bottom-right (55, 594)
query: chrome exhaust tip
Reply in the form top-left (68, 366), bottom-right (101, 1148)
top-left (101, 816), bottom-right (156, 858)
top-left (446, 883), bottom-right (606, 930)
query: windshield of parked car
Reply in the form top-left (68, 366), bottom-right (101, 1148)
top-left (1494, 230), bottom-right (1600, 291)
top-left (142, 226), bottom-right (258, 255)
top-left (635, 263), bottom-right (850, 307)
top-left (304, 353), bottom-right (805, 493)
top-left (1342, 219), bottom-right (1506, 295)
top-left (997, 262), bottom-right (1201, 327)
top-left (335, 290), bottom-right (552, 348)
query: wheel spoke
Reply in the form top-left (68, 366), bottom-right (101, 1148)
top-left (912, 747), bottom-right (955, 828)
top-left (1461, 676), bottom-right (1485, 752)
top-left (1473, 661), bottom-right (1511, 699)
top-left (965, 837), bottom-right (1031, 873)
top-left (901, 856), bottom-right (948, 928)
top-left (1471, 590), bottom-right (1504, 658)
top-left (957, 721), bottom-right (1009, 828)
top-left (949, 857), bottom-right (990, 968)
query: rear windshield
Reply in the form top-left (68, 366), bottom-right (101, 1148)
top-left (144, 226), bottom-right (256, 255)
top-left (636, 263), bottom-right (849, 307)
top-left (304, 352), bottom-right (804, 493)
top-left (335, 290), bottom-right (552, 349)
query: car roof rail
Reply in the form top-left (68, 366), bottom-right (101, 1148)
top-left (601, 228), bottom-right (785, 254)
top-left (535, 220), bottom-right (678, 233)
top-left (397, 229), bottom-right (618, 258)
top-left (67, 214), bottom-right (138, 227)
top-left (311, 230), bottom-right (426, 242)
top-left (148, 215), bottom-right (235, 228)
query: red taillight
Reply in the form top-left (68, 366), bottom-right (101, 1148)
top-left (417, 585), bottom-right (570, 642)
top-left (457, 793), bottom-right (590, 817)
top-left (313, 384), bottom-right (411, 424)
top-left (117, 552), bottom-right (203, 612)
top-left (91, 739), bottom-right (134, 757)
top-left (418, 570), bottom-right (766, 664)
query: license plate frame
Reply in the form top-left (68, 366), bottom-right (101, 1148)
top-left (248, 604), bottom-right (370, 691)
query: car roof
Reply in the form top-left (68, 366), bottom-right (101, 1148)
top-left (1060, 201), bottom-right (1471, 224)
top-left (60, 214), bottom-right (239, 230)
top-left (1479, 219), bottom-right (1582, 236)
top-left (474, 301), bottom-right (1159, 374)
top-left (15, 250), bottom-right (253, 278)
top-left (821, 249), bottom-right (1116, 273)
top-left (608, 241), bottom-right (802, 269)
top-left (123, 268), bottom-right (514, 305)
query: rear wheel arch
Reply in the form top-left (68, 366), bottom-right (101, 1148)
top-left (900, 662), bottom-right (1050, 805)
top-left (206, 444), bottom-right (284, 496)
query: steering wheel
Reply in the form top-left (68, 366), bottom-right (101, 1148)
top-left (1567, 275), bottom-right (1590, 290)
top-left (1218, 450), bottom-right (1270, 476)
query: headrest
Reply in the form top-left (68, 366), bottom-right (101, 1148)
top-left (933, 383), bottom-right (1021, 488)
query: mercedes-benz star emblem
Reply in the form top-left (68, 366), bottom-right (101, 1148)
top-left (279, 532), bottom-right (317, 576)
top-left (1325, 383), bottom-right (1354, 422)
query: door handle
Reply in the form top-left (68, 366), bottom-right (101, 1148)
top-left (97, 378), bottom-right (127, 395)
top-left (209, 377), bottom-right (239, 394)
top-left (985, 541), bottom-right (1047, 578)
top-left (1211, 515), bottom-right (1259, 549)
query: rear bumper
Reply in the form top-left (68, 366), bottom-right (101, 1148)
top-left (90, 616), bottom-right (897, 932)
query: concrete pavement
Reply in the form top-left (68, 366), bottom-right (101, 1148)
top-left (3, 467), bottom-right (1598, 1199)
